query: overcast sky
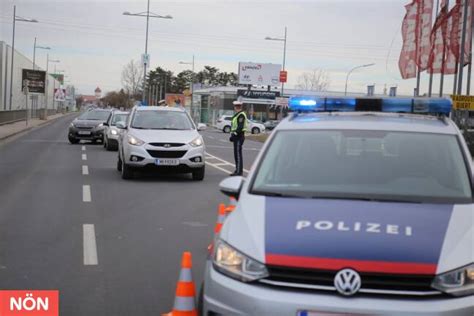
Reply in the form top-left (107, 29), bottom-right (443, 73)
top-left (0, 0), bottom-right (470, 96)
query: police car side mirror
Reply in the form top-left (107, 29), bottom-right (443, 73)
top-left (219, 176), bottom-right (244, 199)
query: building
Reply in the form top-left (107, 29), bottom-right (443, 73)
top-left (192, 86), bottom-right (392, 126)
top-left (0, 41), bottom-right (61, 115)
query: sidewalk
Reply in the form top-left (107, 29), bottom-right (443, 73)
top-left (0, 113), bottom-right (71, 141)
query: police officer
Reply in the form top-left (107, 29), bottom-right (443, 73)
top-left (229, 100), bottom-right (248, 176)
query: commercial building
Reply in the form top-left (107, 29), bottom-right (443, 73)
top-left (0, 41), bottom-right (64, 116)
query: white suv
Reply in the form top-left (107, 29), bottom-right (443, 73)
top-left (117, 106), bottom-right (206, 180)
top-left (216, 115), bottom-right (265, 134)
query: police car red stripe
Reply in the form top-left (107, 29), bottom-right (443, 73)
top-left (266, 254), bottom-right (437, 275)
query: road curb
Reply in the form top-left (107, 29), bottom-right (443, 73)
top-left (0, 112), bottom-right (76, 142)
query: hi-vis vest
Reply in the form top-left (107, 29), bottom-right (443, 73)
top-left (231, 111), bottom-right (248, 133)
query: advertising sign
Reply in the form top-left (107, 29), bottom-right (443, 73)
top-left (22, 69), bottom-right (46, 94)
top-left (275, 97), bottom-right (289, 108)
top-left (54, 88), bottom-right (66, 102)
top-left (238, 62), bottom-right (281, 86)
top-left (451, 95), bottom-right (474, 111)
top-left (237, 89), bottom-right (280, 99)
top-left (165, 94), bottom-right (186, 107)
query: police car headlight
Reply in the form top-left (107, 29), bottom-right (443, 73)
top-left (432, 264), bottom-right (474, 296)
top-left (189, 136), bottom-right (203, 147)
top-left (213, 239), bottom-right (268, 282)
top-left (128, 135), bottom-right (144, 146)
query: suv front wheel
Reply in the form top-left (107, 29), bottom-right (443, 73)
top-left (192, 166), bottom-right (205, 181)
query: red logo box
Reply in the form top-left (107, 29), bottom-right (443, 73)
top-left (0, 291), bottom-right (58, 316)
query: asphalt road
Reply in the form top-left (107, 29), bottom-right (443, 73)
top-left (0, 116), bottom-right (263, 315)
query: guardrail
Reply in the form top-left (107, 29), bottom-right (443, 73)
top-left (0, 109), bottom-right (58, 125)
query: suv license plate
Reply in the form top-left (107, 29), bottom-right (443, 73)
top-left (78, 131), bottom-right (91, 135)
top-left (155, 159), bottom-right (179, 166)
top-left (298, 312), bottom-right (367, 316)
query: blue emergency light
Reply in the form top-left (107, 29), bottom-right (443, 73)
top-left (288, 96), bottom-right (452, 115)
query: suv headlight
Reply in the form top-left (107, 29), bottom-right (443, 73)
top-left (96, 123), bottom-right (104, 130)
top-left (127, 135), bottom-right (144, 146)
top-left (212, 239), bottom-right (268, 282)
top-left (189, 136), bottom-right (203, 147)
top-left (432, 264), bottom-right (474, 296)
top-left (69, 122), bottom-right (76, 128)
top-left (111, 129), bottom-right (118, 135)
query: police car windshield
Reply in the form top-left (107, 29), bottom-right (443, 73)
top-left (251, 130), bottom-right (472, 204)
top-left (131, 111), bottom-right (193, 130)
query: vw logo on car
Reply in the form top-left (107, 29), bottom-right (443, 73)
top-left (334, 269), bottom-right (362, 296)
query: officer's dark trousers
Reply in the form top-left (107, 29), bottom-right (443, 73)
top-left (233, 135), bottom-right (245, 175)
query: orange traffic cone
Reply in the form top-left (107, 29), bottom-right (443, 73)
top-left (214, 203), bottom-right (227, 234)
top-left (163, 252), bottom-right (197, 316)
top-left (228, 196), bottom-right (237, 211)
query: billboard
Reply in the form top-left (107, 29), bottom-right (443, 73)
top-left (237, 89), bottom-right (280, 99)
top-left (54, 88), bottom-right (66, 102)
top-left (165, 94), bottom-right (185, 107)
top-left (22, 69), bottom-right (46, 94)
top-left (238, 62), bottom-right (281, 86)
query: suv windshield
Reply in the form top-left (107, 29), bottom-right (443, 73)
top-left (79, 110), bottom-right (110, 121)
top-left (131, 111), bottom-right (194, 130)
top-left (111, 113), bottom-right (128, 126)
top-left (251, 130), bottom-right (472, 204)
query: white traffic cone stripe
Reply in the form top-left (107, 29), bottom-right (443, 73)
top-left (178, 268), bottom-right (193, 282)
top-left (173, 296), bottom-right (195, 311)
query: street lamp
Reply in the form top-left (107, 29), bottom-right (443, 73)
top-left (9, 5), bottom-right (38, 110)
top-left (45, 55), bottom-right (60, 115)
top-left (123, 0), bottom-right (172, 104)
top-left (179, 55), bottom-right (195, 91)
top-left (344, 63), bottom-right (375, 96)
top-left (265, 26), bottom-right (287, 97)
top-left (33, 37), bottom-right (50, 70)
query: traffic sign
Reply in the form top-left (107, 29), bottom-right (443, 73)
top-left (279, 70), bottom-right (288, 83)
top-left (142, 53), bottom-right (150, 65)
top-left (451, 95), bottom-right (474, 111)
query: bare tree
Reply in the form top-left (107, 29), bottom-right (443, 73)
top-left (295, 69), bottom-right (330, 91)
top-left (121, 59), bottom-right (143, 98)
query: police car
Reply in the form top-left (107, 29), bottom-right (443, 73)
top-left (201, 97), bottom-right (474, 315)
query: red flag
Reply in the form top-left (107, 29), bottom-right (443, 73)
top-left (428, 2), bottom-right (450, 73)
top-left (399, 0), bottom-right (434, 79)
top-left (450, 0), bottom-right (472, 66)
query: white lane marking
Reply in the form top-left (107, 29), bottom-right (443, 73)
top-left (205, 162), bottom-right (233, 174)
top-left (83, 224), bottom-right (98, 265)
top-left (205, 152), bottom-right (249, 174)
top-left (207, 136), bottom-right (215, 139)
top-left (82, 165), bottom-right (89, 175)
top-left (82, 146), bottom-right (86, 151)
top-left (219, 139), bottom-right (227, 143)
top-left (83, 185), bottom-right (91, 202)
top-left (82, 154), bottom-right (87, 161)
top-left (206, 145), bottom-right (259, 151)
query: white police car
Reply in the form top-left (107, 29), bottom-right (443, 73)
top-left (201, 97), bottom-right (474, 315)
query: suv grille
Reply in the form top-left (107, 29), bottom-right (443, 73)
top-left (263, 266), bottom-right (438, 296)
top-left (148, 143), bottom-right (185, 147)
top-left (147, 150), bottom-right (187, 158)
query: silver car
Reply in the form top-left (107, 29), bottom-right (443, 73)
top-left (116, 106), bottom-right (206, 180)
top-left (103, 110), bottom-right (129, 151)
top-left (202, 98), bottom-right (474, 315)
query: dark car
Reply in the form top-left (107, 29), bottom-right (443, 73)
top-left (68, 109), bottom-right (112, 144)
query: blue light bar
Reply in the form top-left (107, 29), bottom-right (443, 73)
top-left (288, 96), bottom-right (324, 111)
top-left (288, 96), bottom-right (452, 115)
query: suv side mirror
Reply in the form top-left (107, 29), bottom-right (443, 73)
top-left (116, 121), bottom-right (126, 129)
top-left (219, 176), bottom-right (244, 199)
top-left (197, 123), bottom-right (207, 131)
